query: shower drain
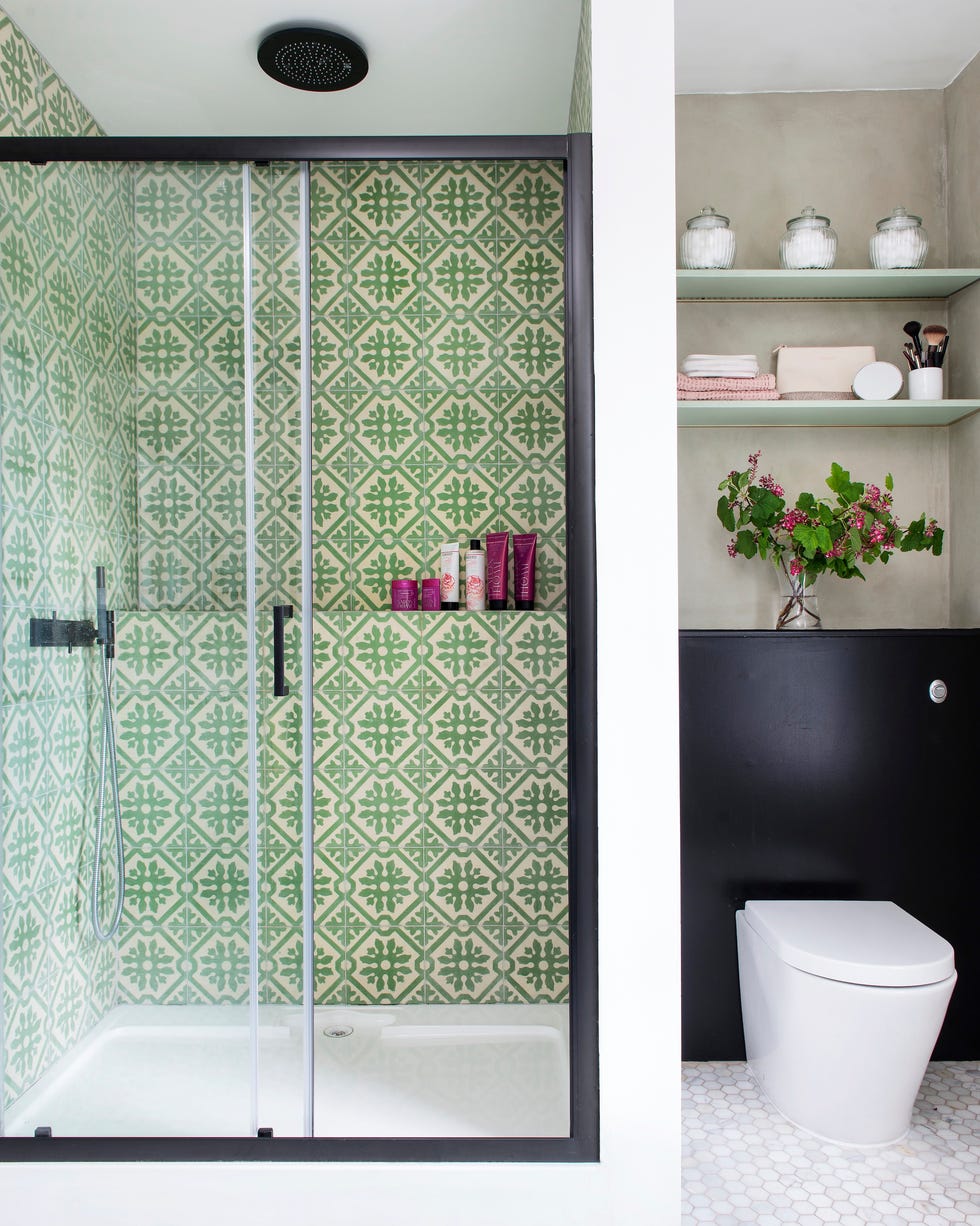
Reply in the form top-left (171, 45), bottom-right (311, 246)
top-left (323, 1025), bottom-right (354, 1038)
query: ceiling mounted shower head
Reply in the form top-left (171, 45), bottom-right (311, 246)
top-left (257, 26), bottom-right (369, 92)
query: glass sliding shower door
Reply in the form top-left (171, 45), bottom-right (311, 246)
top-left (0, 149), bottom-right (573, 1146)
top-left (247, 158), bottom-right (313, 1137)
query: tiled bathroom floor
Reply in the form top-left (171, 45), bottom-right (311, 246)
top-left (683, 1062), bottom-right (980, 1225)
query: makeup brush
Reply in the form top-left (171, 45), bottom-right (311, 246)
top-left (936, 333), bottom-right (950, 368)
top-left (902, 342), bottom-right (917, 371)
top-left (921, 323), bottom-right (947, 368)
top-left (903, 320), bottom-right (923, 365)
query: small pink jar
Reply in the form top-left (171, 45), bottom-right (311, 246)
top-left (420, 578), bottom-right (441, 610)
top-left (390, 579), bottom-right (419, 611)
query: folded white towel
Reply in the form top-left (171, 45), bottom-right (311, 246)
top-left (681, 353), bottom-right (760, 378)
top-left (681, 357), bottom-right (760, 367)
top-left (681, 367), bottom-right (760, 378)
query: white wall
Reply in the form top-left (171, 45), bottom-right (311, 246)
top-left (1, 1), bottom-right (683, 1222)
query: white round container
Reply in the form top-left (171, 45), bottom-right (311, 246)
top-left (852, 361), bottom-right (903, 401)
top-left (908, 366), bottom-right (943, 400)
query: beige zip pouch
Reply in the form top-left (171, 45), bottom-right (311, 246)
top-left (773, 345), bottom-right (877, 399)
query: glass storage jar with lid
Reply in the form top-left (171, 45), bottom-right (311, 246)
top-left (779, 206), bottom-right (837, 270)
top-left (869, 207), bottom-right (928, 269)
top-left (680, 206), bottom-right (736, 270)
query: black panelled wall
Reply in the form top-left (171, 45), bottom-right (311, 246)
top-left (680, 630), bottom-right (978, 1061)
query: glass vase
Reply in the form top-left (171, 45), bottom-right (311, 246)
top-left (775, 559), bottom-right (821, 630)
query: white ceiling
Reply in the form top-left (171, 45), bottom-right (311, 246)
top-left (2, 0), bottom-right (582, 136)
top-left (10, 0), bottom-right (980, 138)
top-left (676, 0), bottom-right (980, 94)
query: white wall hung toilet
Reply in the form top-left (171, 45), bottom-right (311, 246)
top-left (736, 899), bottom-right (956, 1146)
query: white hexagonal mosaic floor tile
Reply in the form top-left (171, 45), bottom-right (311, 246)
top-left (683, 1062), bottom-right (980, 1225)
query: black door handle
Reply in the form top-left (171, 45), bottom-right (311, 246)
top-left (272, 604), bottom-right (294, 697)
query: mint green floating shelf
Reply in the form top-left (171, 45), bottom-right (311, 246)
top-left (676, 268), bottom-right (980, 300)
top-left (677, 400), bottom-right (980, 428)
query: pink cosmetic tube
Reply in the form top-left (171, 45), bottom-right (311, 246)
top-left (513, 533), bottom-right (537, 610)
top-left (485, 531), bottom-right (509, 609)
top-left (421, 577), bottom-right (441, 611)
top-left (391, 579), bottom-right (418, 611)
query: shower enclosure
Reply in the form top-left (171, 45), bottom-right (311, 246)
top-left (0, 137), bottom-right (596, 1158)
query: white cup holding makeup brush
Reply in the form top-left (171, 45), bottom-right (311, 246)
top-left (908, 366), bottom-right (943, 400)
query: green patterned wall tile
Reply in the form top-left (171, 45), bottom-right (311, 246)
top-left (187, 845), bottom-right (249, 924)
top-left (114, 692), bottom-right (183, 774)
top-left (501, 691), bottom-right (568, 769)
top-left (184, 614), bottom-right (248, 689)
top-left (0, 15), bottom-right (42, 134)
top-left (1, 10), bottom-right (137, 1109)
top-left (501, 612), bottom-right (567, 688)
top-left (186, 926), bottom-right (251, 1003)
top-left (188, 770), bottom-right (248, 843)
top-left (125, 844), bottom-right (184, 926)
top-left (347, 927), bottom-right (425, 1005)
top-left (424, 391), bottom-right (496, 463)
top-left (117, 926), bottom-right (188, 1004)
top-left (427, 770), bottom-right (500, 843)
top-left (347, 769), bottom-right (423, 843)
top-left (423, 614), bottom-right (499, 688)
top-left (120, 771), bottom-right (184, 844)
top-left (2, 990), bottom-right (48, 1100)
top-left (501, 771), bottom-right (568, 843)
top-left (427, 929), bottom-right (500, 1003)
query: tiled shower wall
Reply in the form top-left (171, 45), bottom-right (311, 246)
top-left (118, 158), bottom-right (569, 1005)
top-left (0, 9), bottom-right (138, 1104)
top-left (135, 159), bottom-right (567, 611)
top-left (114, 610), bottom-right (569, 1005)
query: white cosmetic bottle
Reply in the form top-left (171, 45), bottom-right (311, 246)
top-left (465, 539), bottom-right (486, 611)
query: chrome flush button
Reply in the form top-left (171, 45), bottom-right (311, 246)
top-left (929, 679), bottom-right (948, 703)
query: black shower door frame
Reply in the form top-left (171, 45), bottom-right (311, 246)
top-left (0, 133), bottom-right (597, 1163)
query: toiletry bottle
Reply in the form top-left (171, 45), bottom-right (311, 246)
top-left (391, 579), bottom-right (419, 610)
top-left (513, 533), bottom-right (537, 610)
top-left (465, 539), bottom-right (486, 611)
top-left (440, 542), bottom-right (460, 610)
top-left (485, 531), bottom-right (510, 609)
top-left (421, 577), bottom-right (441, 610)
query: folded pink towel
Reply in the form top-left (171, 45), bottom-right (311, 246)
top-left (677, 373), bottom-right (777, 392)
top-left (677, 389), bottom-right (781, 401)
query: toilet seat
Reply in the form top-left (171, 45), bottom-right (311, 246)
top-left (743, 900), bottom-right (955, 987)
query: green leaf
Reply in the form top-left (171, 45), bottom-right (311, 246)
top-left (826, 462), bottom-right (846, 493)
top-left (815, 525), bottom-right (833, 553)
top-left (717, 495), bottom-right (736, 532)
top-left (792, 524), bottom-right (819, 556)
top-left (885, 472), bottom-right (894, 492)
top-left (841, 481), bottom-right (865, 504)
top-left (735, 530), bottom-right (757, 560)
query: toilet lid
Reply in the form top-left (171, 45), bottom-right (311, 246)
top-left (743, 900), bottom-right (955, 987)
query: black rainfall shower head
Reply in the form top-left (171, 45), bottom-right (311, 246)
top-left (257, 26), bottom-right (368, 92)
